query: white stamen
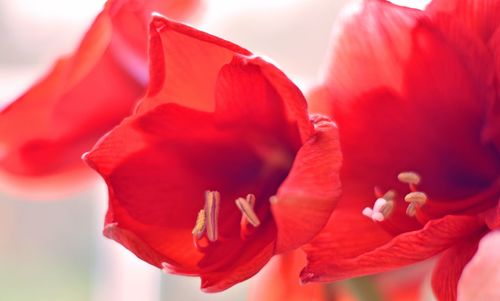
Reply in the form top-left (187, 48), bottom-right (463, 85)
top-left (362, 198), bottom-right (393, 222)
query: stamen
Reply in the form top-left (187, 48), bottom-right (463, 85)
top-left (205, 191), bottom-right (220, 242)
top-left (404, 191), bottom-right (427, 205)
top-left (406, 202), bottom-right (417, 217)
top-left (362, 197), bottom-right (394, 222)
top-left (397, 171), bottom-right (421, 185)
top-left (382, 189), bottom-right (396, 201)
top-left (191, 209), bottom-right (206, 239)
top-left (235, 194), bottom-right (260, 227)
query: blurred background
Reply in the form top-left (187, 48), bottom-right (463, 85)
top-left (0, 0), bottom-right (434, 300)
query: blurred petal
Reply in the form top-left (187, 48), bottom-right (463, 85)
top-left (457, 230), bottom-right (500, 301)
top-left (249, 250), bottom-right (327, 301)
top-left (321, 0), bottom-right (422, 102)
top-left (432, 234), bottom-right (482, 301)
top-left (426, 0), bottom-right (500, 42)
top-left (0, 0), bottom-right (200, 184)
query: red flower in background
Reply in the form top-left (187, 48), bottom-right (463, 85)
top-left (84, 16), bottom-right (342, 291)
top-left (303, 0), bottom-right (500, 300)
top-left (249, 250), bottom-right (427, 301)
top-left (0, 0), bottom-right (200, 183)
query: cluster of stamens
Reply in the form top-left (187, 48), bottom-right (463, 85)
top-left (362, 190), bottom-right (395, 222)
top-left (362, 171), bottom-right (428, 222)
top-left (398, 172), bottom-right (427, 217)
top-left (191, 190), bottom-right (261, 249)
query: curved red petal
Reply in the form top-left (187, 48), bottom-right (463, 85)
top-left (483, 28), bottom-right (500, 153)
top-left (457, 230), bottom-right (500, 301)
top-left (431, 233), bottom-right (483, 301)
top-left (302, 215), bottom-right (483, 283)
top-left (137, 16), bottom-right (251, 113)
top-left (0, 0), bottom-right (201, 183)
top-left (272, 116), bottom-right (342, 253)
top-left (249, 250), bottom-right (327, 301)
top-left (426, 0), bottom-right (500, 42)
top-left (320, 0), bottom-right (423, 104)
top-left (0, 10), bottom-right (142, 177)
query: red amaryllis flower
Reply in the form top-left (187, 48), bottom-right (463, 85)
top-left (303, 1), bottom-right (500, 300)
top-left (83, 15), bottom-right (342, 291)
top-left (0, 0), bottom-right (200, 183)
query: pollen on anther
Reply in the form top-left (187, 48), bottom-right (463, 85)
top-left (204, 191), bottom-right (220, 242)
top-left (397, 171), bottom-right (421, 185)
top-left (191, 209), bottom-right (206, 239)
top-left (404, 191), bottom-right (427, 205)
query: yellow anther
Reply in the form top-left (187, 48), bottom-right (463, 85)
top-left (205, 190), bottom-right (220, 242)
top-left (235, 194), bottom-right (261, 227)
top-left (191, 209), bottom-right (206, 239)
top-left (404, 191), bottom-right (427, 205)
top-left (397, 171), bottom-right (421, 185)
top-left (382, 190), bottom-right (396, 201)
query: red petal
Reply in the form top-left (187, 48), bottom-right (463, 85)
top-left (431, 233), bottom-right (483, 301)
top-left (301, 215), bottom-right (483, 283)
top-left (0, 9), bottom-right (142, 177)
top-left (214, 57), bottom-right (300, 147)
top-left (457, 230), bottom-right (500, 301)
top-left (320, 0), bottom-right (422, 104)
top-left (0, 0), bottom-right (200, 181)
top-left (136, 16), bottom-right (251, 113)
top-left (483, 28), bottom-right (500, 153)
top-left (248, 250), bottom-right (327, 301)
top-left (272, 116), bottom-right (342, 253)
top-left (426, 0), bottom-right (500, 42)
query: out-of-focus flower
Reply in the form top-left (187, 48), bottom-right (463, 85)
top-left (84, 15), bottom-right (342, 292)
top-left (457, 230), bottom-right (500, 301)
top-left (249, 250), bottom-right (426, 301)
top-left (248, 250), bottom-right (328, 301)
top-left (303, 0), bottom-right (500, 300)
top-left (0, 0), bottom-right (200, 184)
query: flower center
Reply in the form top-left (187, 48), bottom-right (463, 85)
top-left (191, 190), bottom-right (261, 250)
top-left (362, 171), bottom-right (428, 222)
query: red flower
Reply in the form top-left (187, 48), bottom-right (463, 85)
top-left (83, 16), bottom-right (342, 291)
top-left (248, 250), bottom-right (328, 301)
top-left (303, 1), bottom-right (500, 300)
top-left (249, 250), bottom-right (427, 301)
top-left (0, 0), bottom-right (200, 182)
